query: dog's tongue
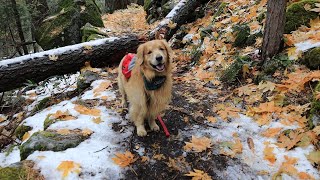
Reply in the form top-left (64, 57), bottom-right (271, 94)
top-left (156, 64), bottom-right (165, 71)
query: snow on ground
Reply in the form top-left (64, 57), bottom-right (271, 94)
top-left (0, 79), bottom-right (133, 179)
top-left (184, 114), bottom-right (319, 179)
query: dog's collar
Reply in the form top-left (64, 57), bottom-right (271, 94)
top-left (143, 75), bottom-right (166, 90)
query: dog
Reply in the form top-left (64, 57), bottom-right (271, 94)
top-left (117, 40), bottom-right (173, 136)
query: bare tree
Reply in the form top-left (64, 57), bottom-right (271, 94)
top-left (261, 0), bottom-right (286, 61)
top-left (10, 0), bottom-right (28, 55)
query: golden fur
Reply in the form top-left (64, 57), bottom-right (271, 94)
top-left (117, 40), bottom-right (173, 136)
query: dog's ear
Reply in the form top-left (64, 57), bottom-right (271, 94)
top-left (161, 40), bottom-right (173, 62)
top-left (136, 43), bottom-right (145, 65)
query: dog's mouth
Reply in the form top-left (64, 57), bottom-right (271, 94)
top-left (152, 63), bottom-right (165, 72)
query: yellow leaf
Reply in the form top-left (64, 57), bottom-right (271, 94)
top-left (185, 169), bottom-right (212, 180)
top-left (307, 151), bottom-right (320, 164)
top-left (261, 128), bottom-right (282, 138)
top-left (51, 110), bottom-right (76, 120)
top-left (22, 131), bottom-right (30, 141)
top-left (81, 61), bottom-right (100, 73)
top-left (312, 126), bottom-right (320, 136)
top-left (304, 4), bottom-right (312, 11)
top-left (298, 172), bottom-right (315, 180)
top-left (141, 156), bottom-right (149, 163)
top-left (263, 142), bottom-right (276, 164)
top-left (37, 156), bottom-right (46, 160)
top-left (184, 136), bottom-right (212, 152)
top-left (82, 128), bottom-right (93, 136)
top-left (57, 161), bottom-right (81, 178)
top-left (168, 20), bottom-right (177, 29)
top-left (257, 81), bottom-right (275, 93)
top-left (153, 154), bottom-right (166, 160)
top-left (206, 116), bottom-right (217, 123)
top-left (93, 81), bottom-right (111, 94)
top-left (74, 104), bottom-right (101, 116)
top-left (0, 115), bottom-right (7, 123)
top-left (92, 117), bottom-right (103, 124)
top-left (112, 151), bottom-right (136, 167)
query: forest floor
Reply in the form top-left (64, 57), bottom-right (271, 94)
top-left (1, 0), bottom-right (320, 180)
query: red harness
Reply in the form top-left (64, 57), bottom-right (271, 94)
top-left (122, 53), bottom-right (136, 79)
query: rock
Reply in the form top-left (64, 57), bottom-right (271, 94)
top-left (81, 23), bottom-right (108, 42)
top-left (35, 0), bottom-right (104, 50)
top-left (220, 56), bottom-right (251, 83)
top-left (0, 161), bottom-right (43, 180)
top-left (302, 47), bottom-right (320, 70)
top-left (20, 130), bottom-right (90, 160)
top-left (233, 24), bottom-right (250, 47)
top-left (76, 70), bottom-right (100, 92)
top-left (144, 0), bottom-right (177, 23)
top-left (31, 97), bottom-right (51, 114)
top-left (14, 125), bottom-right (32, 140)
top-left (285, 0), bottom-right (319, 34)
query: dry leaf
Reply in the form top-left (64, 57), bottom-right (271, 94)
top-left (57, 129), bottom-right (71, 135)
top-left (0, 115), bottom-right (7, 123)
top-left (184, 136), bottom-right (212, 152)
top-left (49, 54), bottom-right (58, 61)
top-left (57, 161), bottom-right (81, 178)
top-left (51, 110), bottom-right (76, 120)
top-left (261, 128), bottom-right (282, 138)
top-left (22, 131), bottom-right (30, 141)
top-left (74, 104), bottom-right (101, 116)
top-left (206, 116), bottom-right (217, 123)
top-left (185, 169), bottom-right (212, 180)
top-left (247, 137), bottom-right (255, 153)
top-left (92, 117), bottom-right (103, 124)
top-left (263, 142), bottom-right (276, 164)
top-left (312, 126), bottom-right (320, 136)
top-left (153, 154), bottom-right (166, 160)
top-left (307, 151), bottom-right (320, 164)
top-left (82, 128), bottom-right (93, 136)
top-left (112, 151), bottom-right (136, 167)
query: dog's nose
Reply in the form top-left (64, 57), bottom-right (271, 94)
top-left (156, 56), bottom-right (163, 62)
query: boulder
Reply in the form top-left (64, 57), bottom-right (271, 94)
top-left (144, 0), bottom-right (177, 23)
top-left (285, 0), bottom-right (319, 34)
top-left (35, 0), bottom-right (104, 50)
top-left (20, 130), bottom-right (90, 160)
top-left (302, 47), bottom-right (320, 70)
top-left (0, 161), bottom-right (43, 180)
top-left (81, 23), bottom-right (108, 42)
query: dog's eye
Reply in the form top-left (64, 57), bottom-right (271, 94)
top-left (147, 51), bottom-right (152, 54)
top-left (160, 47), bottom-right (165, 51)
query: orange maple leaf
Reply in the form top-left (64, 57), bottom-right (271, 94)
top-left (74, 104), bottom-right (101, 116)
top-left (93, 81), bottom-right (111, 94)
top-left (263, 142), bottom-right (276, 164)
top-left (57, 161), bottom-right (81, 178)
top-left (112, 151), bottom-right (136, 167)
top-left (185, 169), bottom-right (212, 180)
top-left (277, 130), bottom-right (303, 150)
top-left (261, 128), bottom-right (282, 138)
top-left (184, 136), bottom-right (212, 152)
top-left (51, 110), bottom-right (76, 120)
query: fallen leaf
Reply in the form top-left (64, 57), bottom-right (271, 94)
top-left (112, 151), bottom-right (136, 167)
top-left (92, 117), bottom-right (103, 124)
top-left (185, 169), bottom-right (212, 180)
top-left (0, 115), bottom-right (7, 123)
top-left (51, 110), bottom-right (76, 120)
top-left (153, 154), bottom-right (166, 160)
top-left (261, 128), bottom-right (282, 138)
top-left (82, 128), bottom-right (93, 136)
top-left (184, 136), bottom-right (212, 152)
top-left (57, 161), bottom-right (81, 178)
top-left (141, 156), bottom-right (149, 163)
top-left (57, 129), bottom-right (71, 135)
top-left (306, 151), bottom-right (320, 164)
top-left (49, 54), bottom-right (58, 61)
top-left (22, 132), bottom-right (30, 141)
top-left (312, 126), bottom-right (320, 136)
top-left (247, 137), bottom-right (255, 153)
top-left (74, 104), bottom-right (101, 116)
top-left (206, 116), bottom-right (217, 123)
top-left (298, 172), bottom-right (315, 180)
top-left (263, 142), bottom-right (276, 164)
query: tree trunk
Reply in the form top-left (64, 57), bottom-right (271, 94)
top-left (10, 0), bottom-right (28, 55)
top-left (0, 36), bottom-right (140, 92)
top-left (149, 0), bottom-right (210, 41)
top-left (26, 0), bottom-right (49, 27)
top-left (261, 0), bottom-right (286, 61)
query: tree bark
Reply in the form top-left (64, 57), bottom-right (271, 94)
top-left (0, 36), bottom-right (140, 92)
top-left (149, 0), bottom-right (210, 41)
top-left (261, 0), bottom-right (286, 61)
top-left (10, 0), bottom-right (28, 55)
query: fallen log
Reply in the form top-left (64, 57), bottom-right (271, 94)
top-left (0, 35), bottom-right (139, 92)
top-left (149, 0), bottom-right (211, 40)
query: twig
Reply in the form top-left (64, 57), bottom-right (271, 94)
top-left (129, 166), bottom-right (138, 176)
top-left (0, 133), bottom-right (20, 144)
top-left (93, 145), bottom-right (109, 153)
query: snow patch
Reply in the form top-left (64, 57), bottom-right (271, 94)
top-left (295, 40), bottom-right (320, 52)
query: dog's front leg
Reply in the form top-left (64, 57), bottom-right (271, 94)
top-left (130, 105), bottom-right (147, 136)
top-left (148, 115), bottom-right (160, 132)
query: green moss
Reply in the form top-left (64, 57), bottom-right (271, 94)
top-left (213, 2), bottom-right (228, 20)
top-left (302, 47), bottom-right (320, 70)
top-left (81, 23), bottom-right (107, 42)
top-left (285, 0), bottom-right (320, 34)
top-left (233, 24), bottom-right (250, 47)
top-left (220, 56), bottom-right (251, 83)
top-left (257, 11), bottom-right (266, 23)
top-left (14, 125), bottom-right (32, 140)
top-left (262, 54), bottom-right (292, 75)
top-left (80, 0), bottom-right (104, 27)
top-left (308, 82), bottom-right (320, 129)
top-left (5, 145), bottom-right (17, 156)
top-left (31, 97), bottom-right (50, 114)
top-left (144, 0), bottom-right (152, 11)
top-left (0, 167), bottom-right (27, 180)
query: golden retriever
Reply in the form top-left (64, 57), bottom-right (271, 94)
top-left (117, 40), bottom-right (173, 136)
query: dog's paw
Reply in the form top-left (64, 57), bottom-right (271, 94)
top-left (150, 123), bottom-right (160, 131)
top-left (137, 126), bottom-right (147, 137)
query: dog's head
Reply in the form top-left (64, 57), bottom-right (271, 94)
top-left (136, 40), bottom-right (173, 75)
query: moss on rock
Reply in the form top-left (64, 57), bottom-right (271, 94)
top-left (81, 23), bottom-right (108, 42)
top-left (36, 0), bottom-right (104, 50)
top-left (285, 0), bottom-right (320, 34)
top-left (220, 56), bottom-right (251, 83)
top-left (14, 125), bottom-right (32, 140)
top-left (31, 97), bottom-right (51, 114)
top-left (0, 166), bottom-right (27, 180)
top-left (233, 24), bottom-right (250, 47)
top-left (20, 130), bottom-right (89, 160)
top-left (302, 47), bottom-right (320, 70)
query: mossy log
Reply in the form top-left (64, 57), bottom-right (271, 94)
top-left (149, 0), bottom-right (211, 40)
top-left (0, 36), bottom-right (139, 92)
